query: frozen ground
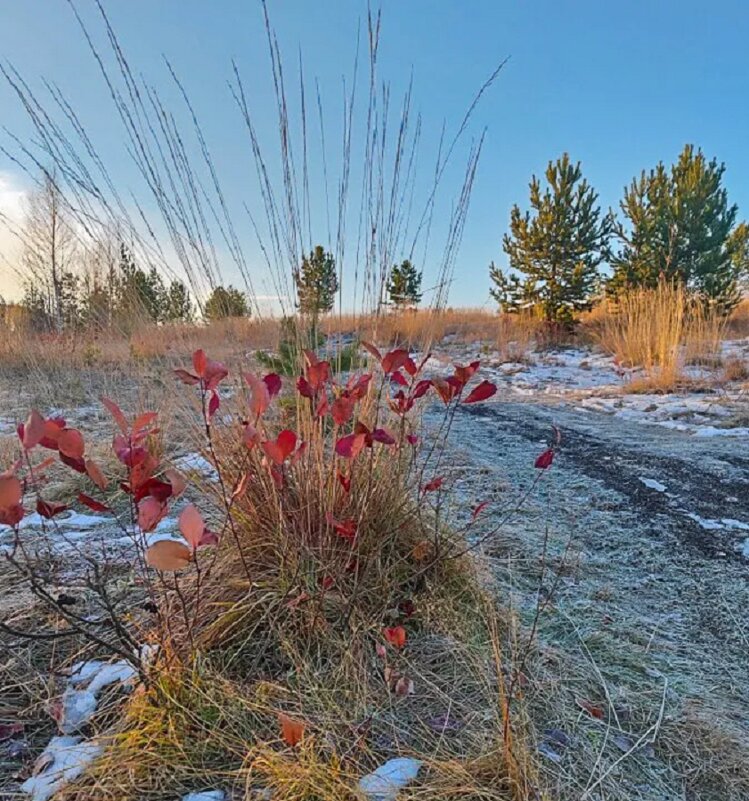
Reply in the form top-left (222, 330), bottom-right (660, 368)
top-left (2, 339), bottom-right (748, 800)
top-left (423, 341), bottom-right (749, 799)
top-left (425, 337), bottom-right (749, 438)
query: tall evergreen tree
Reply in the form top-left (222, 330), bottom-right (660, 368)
top-left (387, 259), bottom-right (422, 308)
top-left (295, 245), bottom-right (338, 318)
top-left (115, 244), bottom-right (166, 324)
top-left (204, 285), bottom-right (249, 320)
top-left (609, 145), bottom-right (743, 311)
top-left (490, 154), bottom-right (611, 323)
top-left (163, 280), bottom-right (194, 322)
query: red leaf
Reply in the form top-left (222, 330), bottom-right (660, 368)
top-left (22, 410), bottom-right (46, 450)
top-left (335, 432), bottom-right (366, 459)
top-left (262, 430), bottom-right (297, 465)
top-left (463, 380), bottom-right (497, 404)
top-left (204, 358), bottom-right (228, 391)
top-left (406, 434), bottom-right (419, 446)
top-left (0, 475), bottom-right (22, 509)
top-left (78, 492), bottom-right (110, 513)
top-left (0, 504), bottom-right (24, 526)
top-left (432, 376), bottom-right (456, 405)
top-left (0, 723), bottom-right (23, 741)
top-left (535, 449), bottom-right (554, 470)
top-left (263, 373), bottom-right (282, 398)
top-left (403, 356), bottom-right (418, 377)
top-left (423, 476), bottom-right (444, 492)
top-left (192, 348), bottom-right (207, 377)
top-left (58, 428), bottom-right (85, 459)
top-left (577, 699), bottom-right (605, 720)
top-left (165, 469), bottom-right (187, 497)
top-left (134, 478), bottom-right (173, 503)
top-left (179, 504), bottom-right (205, 550)
top-left (297, 375), bottom-right (314, 399)
top-left (331, 396), bottom-right (355, 426)
top-left (471, 501), bottom-right (489, 521)
top-left (383, 625), bottom-right (407, 649)
top-left (85, 459), bottom-right (108, 490)
top-left (338, 471), bottom-right (351, 493)
top-left (454, 360), bottom-right (481, 386)
top-left (100, 397), bottom-right (128, 434)
top-left (207, 390), bottom-right (220, 420)
top-left (361, 341), bottom-right (383, 363)
top-left (138, 497), bottom-right (167, 533)
top-left (307, 360), bottom-right (330, 391)
top-left (381, 348), bottom-right (409, 374)
top-left (371, 428), bottom-right (396, 445)
top-left (174, 368), bottom-right (200, 385)
top-left (244, 371), bottom-right (270, 418)
top-left (412, 379), bottom-right (432, 399)
top-left (60, 452), bottom-right (86, 473)
top-left (320, 575), bottom-right (335, 590)
top-left (36, 498), bottom-right (68, 519)
top-left (347, 372), bottom-right (372, 399)
top-left (278, 713), bottom-right (305, 747)
top-left (290, 441), bottom-right (307, 465)
top-left (39, 418), bottom-right (65, 450)
top-left (198, 528), bottom-right (219, 547)
top-left (326, 512), bottom-right (357, 540)
top-left (132, 412), bottom-right (158, 433)
top-left (390, 370), bottom-right (409, 387)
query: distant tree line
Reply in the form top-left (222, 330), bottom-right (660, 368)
top-left (12, 172), bottom-right (252, 332)
top-left (13, 171), bottom-right (428, 333)
top-left (490, 145), bottom-right (749, 323)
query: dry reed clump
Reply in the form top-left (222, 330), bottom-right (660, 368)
top-left (2, 345), bottom-right (539, 801)
top-left (589, 280), bottom-right (728, 391)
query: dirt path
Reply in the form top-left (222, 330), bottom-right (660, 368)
top-left (433, 396), bottom-right (749, 800)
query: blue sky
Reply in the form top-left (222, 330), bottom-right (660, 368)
top-left (1, 0), bottom-right (748, 309)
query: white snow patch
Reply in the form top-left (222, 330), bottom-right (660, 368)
top-left (174, 453), bottom-right (218, 481)
top-left (358, 757), bottom-right (422, 801)
top-left (59, 659), bottom-right (137, 732)
top-left (685, 513), bottom-right (725, 531)
top-left (639, 478), bottom-right (667, 492)
top-left (740, 539), bottom-right (749, 558)
top-left (182, 792), bottom-right (226, 801)
top-left (20, 736), bottom-right (102, 801)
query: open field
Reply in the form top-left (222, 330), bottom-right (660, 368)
top-left (1, 306), bottom-right (748, 801)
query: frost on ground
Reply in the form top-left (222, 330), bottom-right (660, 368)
top-left (434, 380), bottom-right (749, 800)
top-left (426, 337), bottom-right (749, 437)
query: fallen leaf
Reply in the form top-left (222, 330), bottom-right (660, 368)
top-left (145, 540), bottom-right (192, 571)
top-left (278, 713), bottom-right (305, 747)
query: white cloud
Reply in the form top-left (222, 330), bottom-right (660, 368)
top-left (0, 171), bottom-right (28, 300)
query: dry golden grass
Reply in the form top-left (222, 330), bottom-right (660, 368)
top-left (0, 344), bottom-right (540, 801)
top-left (726, 297), bottom-right (749, 338)
top-left (322, 308), bottom-right (503, 350)
top-left (588, 280), bottom-right (730, 391)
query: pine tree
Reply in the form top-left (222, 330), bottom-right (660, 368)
top-left (115, 244), bottom-right (166, 325)
top-left (610, 145), bottom-right (742, 311)
top-left (163, 280), bottom-right (194, 322)
top-left (204, 285), bottom-right (249, 320)
top-left (490, 154), bottom-right (611, 323)
top-left (728, 222), bottom-right (749, 290)
top-left (295, 245), bottom-right (338, 318)
top-left (387, 259), bottom-right (422, 309)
